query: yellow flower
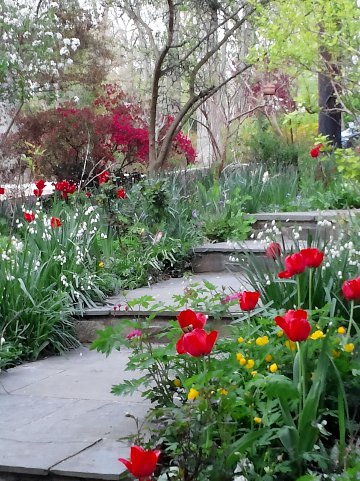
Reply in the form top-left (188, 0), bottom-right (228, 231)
top-left (236, 352), bottom-right (244, 361)
top-left (344, 343), bottom-right (355, 353)
top-left (285, 340), bottom-right (297, 351)
top-left (265, 354), bottom-right (273, 362)
top-left (332, 350), bottom-right (341, 358)
top-left (255, 336), bottom-right (269, 346)
top-left (310, 330), bottom-right (326, 340)
top-left (246, 359), bottom-right (255, 369)
top-left (239, 357), bottom-right (247, 366)
top-left (277, 330), bottom-right (284, 338)
top-left (250, 371), bottom-right (257, 377)
top-left (237, 336), bottom-right (244, 343)
top-left (254, 416), bottom-right (262, 424)
top-left (269, 363), bottom-right (278, 373)
top-left (188, 388), bottom-right (199, 400)
top-left (219, 388), bottom-right (228, 396)
top-left (173, 378), bottom-right (181, 388)
top-left (337, 327), bottom-right (346, 335)
top-left (98, 261), bottom-right (104, 268)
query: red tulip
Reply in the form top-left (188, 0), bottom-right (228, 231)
top-left (278, 252), bottom-right (307, 278)
top-left (176, 328), bottom-right (217, 357)
top-left (33, 188), bottom-right (43, 197)
top-left (300, 248), bottom-right (324, 268)
top-left (35, 179), bottom-right (46, 190)
top-left (23, 211), bottom-right (35, 222)
top-left (310, 144), bottom-right (323, 158)
top-left (177, 309), bottom-right (207, 332)
top-left (85, 191), bottom-right (91, 198)
top-left (0, 187), bottom-right (5, 195)
top-left (275, 309), bottom-right (311, 342)
top-left (51, 217), bottom-right (62, 228)
top-left (97, 171), bottom-right (109, 185)
top-left (342, 277), bottom-right (360, 301)
top-left (117, 188), bottom-right (126, 199)
top-left (118, 445), bottom-right (160, 480)
top-left (266, 242), bottom-right (281, 259)
top-left (239, 291), bottom-right (260, 311)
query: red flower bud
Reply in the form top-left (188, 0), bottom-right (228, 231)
top-left (266, 242), bottom-right (281, 259)
top-left (35, 179), bottom-right (46, 190)
top-left (278, 252), bottom-right (307, 278)
top-left (342, 277), bottom-right (360, 301)
top-left (50, 217), bottom-right (62, 228)
top-left (177, 309), bottom-right (207, 332)
top-left (275, 309), bottom-right (311, 342)
top-left (176, 328), bottom-right (217, 357)
top-left (24, 212), bottom-right (35, 222)
top-left (310, 144), bottom-right (323, 158)
top-left (239, 291), bottom-right (260, 311)
top-left (118, 445), bottom-right (161, 479)
top-left (117, 188), bottom-right (126, 199)
top-left (299, 248), bottom-right (324, 268)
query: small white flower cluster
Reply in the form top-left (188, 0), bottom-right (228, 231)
top-left (253, 221), bottom-right (282, 244)
top-left (53, 250), bottom-right (67, 265)
top-left (75, 245), bottom-right (85, 265)
top-left (1, 249), bottom-right (11, 261)
top-left (1, 1), bottom-right (81, 99)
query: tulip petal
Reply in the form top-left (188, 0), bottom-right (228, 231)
top-left (176, 335), bottom-right (186, 354)
top-left (275, 315), bottom-right (287, 330)
top-left (278, 270), bottom-right (292, 279)
top-left (118, 458), bottom-right (133, 473)
top-left (183, 329), bottom-right (207, 357)
top-left (177, 309), bottom-right (198, 329)
top-left (205, 330), bottom-right (218, 353)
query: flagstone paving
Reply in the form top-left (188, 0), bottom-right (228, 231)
top-left (0, 346), bottom-right (144, 480)
top-left (0, 271), bottom-right (248, 480)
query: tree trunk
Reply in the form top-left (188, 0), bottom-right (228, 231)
top-left (318, 47), bottom-right (341, 147)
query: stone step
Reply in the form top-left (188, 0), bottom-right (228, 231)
top-left (77, 273), bottom-right (248, 342)
top-left (192, 209), bottom-right (359, 273)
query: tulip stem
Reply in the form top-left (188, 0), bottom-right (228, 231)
top-left (345, 301), bottom-right (354, 344)
top-left (296, 342), bottom-right (306, 411)
top-left (308, 269), bottom-right (313, 317)
top-left (297, 277), bottom-right (301, 309)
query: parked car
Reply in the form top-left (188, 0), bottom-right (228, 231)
top-left (342, 121), bottom-right (360, 148)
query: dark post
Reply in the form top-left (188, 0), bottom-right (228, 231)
top-left (318, 46), bottom-right (342, 147)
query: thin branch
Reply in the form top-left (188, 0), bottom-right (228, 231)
top-left (229, 103), bottom-right (266, 124)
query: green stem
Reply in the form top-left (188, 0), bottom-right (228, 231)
top-left (345, 301), bottom-right (354, 344)
top-left (308, 268), bottom-right (313, 317)
top-left (296, 342), bottom-right (306, 412)
top-left (297, 276), bottom-right (301, 309)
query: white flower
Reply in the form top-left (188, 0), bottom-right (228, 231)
top-left (0, 337), bottom-right (5, 346)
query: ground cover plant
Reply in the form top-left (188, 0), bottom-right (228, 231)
top-left (93, 245), bottom-right (360, 481)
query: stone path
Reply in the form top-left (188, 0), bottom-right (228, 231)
top-left (0, 271), bottom-right (247, 480)
top-left (84, 272), bottom-right (248, 317)
top-left (0, 346), bottom-right (146, 480)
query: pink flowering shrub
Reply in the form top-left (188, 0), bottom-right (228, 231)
top-left (4, 85), bottom-right (196, 183)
